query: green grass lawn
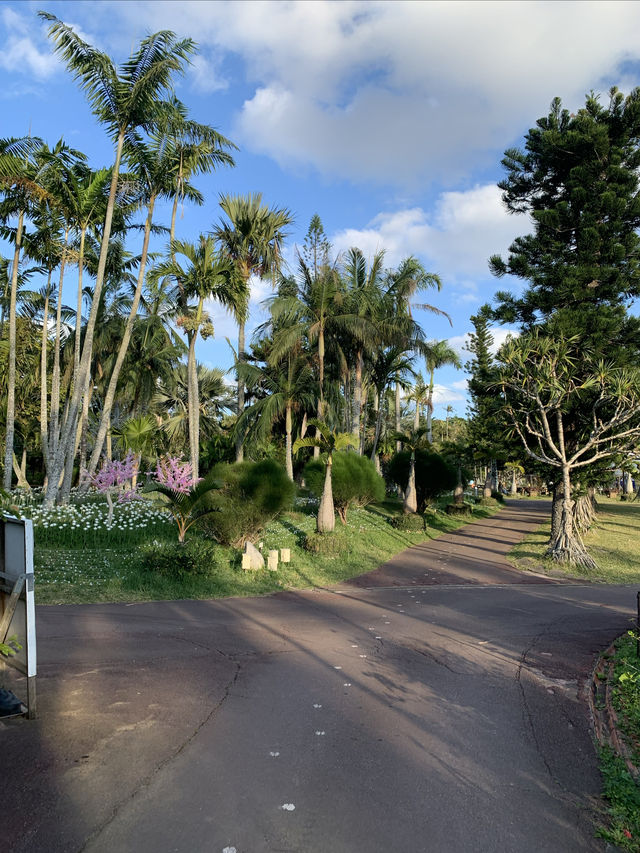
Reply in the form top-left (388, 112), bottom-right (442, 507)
top-left (508, 497), bottom-right (640, 583)
top-left (33, 497), bottom-right (502, 605)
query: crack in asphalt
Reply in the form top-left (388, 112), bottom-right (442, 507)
top-left (77, 649), bottom-right (243, 853)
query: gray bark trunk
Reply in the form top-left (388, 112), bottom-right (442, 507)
top-left (83, 193), bottom-right (156, 487)
top-left (317, 459), bottom-right (335, 533)
top-left (236, 319), bottom-right (245, 463)
top-left (44, 132), bottom-right (126, 508)
top-left (403, 451), bottom-right (418, 514)
top-left (3, 209), bottom-right (24, 490)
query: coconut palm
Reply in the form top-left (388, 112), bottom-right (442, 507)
top-left (293, 420), bottom-right (357, 532)
top-left (213, 192), bottom-right (294, 462)
top-left (235, 353), bottom-right (316, 480)
top-left (38, 13), bottom-right (195, 506)
top-left (423, 340), bottom-right (461, 442)
top-left (151, 236), bottom-right (241, 480)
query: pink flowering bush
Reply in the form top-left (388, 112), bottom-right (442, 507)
top-left (153, 457), bottom-right (197, 493)
top-left (91, 451), bottom-right (140, 524)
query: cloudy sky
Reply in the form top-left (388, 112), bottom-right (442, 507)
top-left (2, 0), bottom-right (640, 415)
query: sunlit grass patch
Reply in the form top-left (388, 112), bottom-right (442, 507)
top-left (33, 495), bottom-right (503, 604)
top-left (508, 497), bottom-right (640, 583)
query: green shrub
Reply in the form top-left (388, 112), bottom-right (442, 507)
top-left (389, 513), bottom-right (425, 531)
top-left (199, 459), bottom-right (295, 547)
top-left (303, 452), bottom-right (385, 523)
top-left (140, 538), bottom-right (218, 579)
top-left (386, 450), bottom-right (457, 513)
top-left (303, 530), bottom-right (352, 555)
top-left (491, 490), bottom-right (505, 504)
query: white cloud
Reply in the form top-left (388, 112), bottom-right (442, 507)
top-left (190, 53), bottom-right (229, 94)
top-left (0, 9), bottom-right (59, 79)
top-left (36, 1), bottom-right (640, 187)
top-left (115, 0), bottom-right (640, 186)
top-left (331, 184), bottom-right (528, 284)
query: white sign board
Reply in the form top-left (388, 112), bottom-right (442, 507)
top-left (0, 515), bottom-right (36, 717)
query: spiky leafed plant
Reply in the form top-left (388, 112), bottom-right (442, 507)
top-left (422, 340), bottom-right (461, 442)
top-left (144, 462), bottom-right (221, 543)
top-left (293, 420), bottom-right (357, 532)
top-left (38, 13), bottom-right (195, 506)
top-left (213, 193), bottom-right (293, 462)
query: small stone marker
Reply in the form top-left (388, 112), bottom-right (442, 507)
top-left (243, 541), bottom-right (264, 570)
top-left (268, 549), bottom-right (279, 571)
top-left (280, 548), bottom-right (291, 563)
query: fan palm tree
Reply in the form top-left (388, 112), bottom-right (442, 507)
top-left (38, 13), bottom-right (195, 506)
top-left (213, 192), bottom-right (293, 462)
top-left (294, 420), bottom-right (357, 532)
top-left (152, 236), bottom-right (241, 481)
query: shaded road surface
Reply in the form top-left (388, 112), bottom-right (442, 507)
top-left (2, 500), bottom-right (637, 852)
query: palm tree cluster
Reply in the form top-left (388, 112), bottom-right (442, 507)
top-left (0, 15), bottom-right (459, 505)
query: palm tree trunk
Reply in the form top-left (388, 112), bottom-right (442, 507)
top-left (426, 370), bottom-right (434, 443)
top-left (371, 388), bottom-right (384, 461)
top-left (414, 395), bottom-right (420, 431)
top-left (317, 458), bottom-right (335, 533)
top-left (44, 131), bottom-right (126, 508)
top-left (285, 402), bottom-right (294, 481)
top-left (352, 349), bottom-right (363, 441)
top-left (314, 327), bottom-right (325, 458)
top-left (395, 382), bottom-right (401, 452)
top-left (403, 451), bottom-right (417, 514)
top-left (72, 227), bottom-right (86, 388)
top-left (510, 468), bottom-right (517, 496)
top-left (83, 193), bottom-right (156, 487)
top-left (49, 231), bottom-right (69, 458)
top-left (3, 209), bottom-right (24, 490)
top-left (187, 316), bottom-right (200, 483)
top-left (12, 448), bottom-right (29, 490)
top-left (236, 319), bottom-right (245, 463)
top-left (40, 273), bottom-right (51, 473)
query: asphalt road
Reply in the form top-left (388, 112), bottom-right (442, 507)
top-left (2, 500), bottom-right (636, 853)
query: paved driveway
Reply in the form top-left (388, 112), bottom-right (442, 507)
top-left (2, 501), bottom-right (635, 852)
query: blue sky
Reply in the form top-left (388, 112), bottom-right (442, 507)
top-left (3, 0), bottom-right (640, 418)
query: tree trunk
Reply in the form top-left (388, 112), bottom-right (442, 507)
top-left (236, 318), bottom-right (245, 463)
top-left (352, 349), bottom-right (363, 443)
top-left (317, 459), bottom-right (335, 533)
top-left (395, 382), bottom-right (402, 452)
top-left (285, 402), bottom-right (293, 481)
top-left (546, 465), bottom-right (597, 569)
top-left (426, 370), bottom-right (434, 443)
top-left (483, 471), bottom-right (492, 500)
top-left (414, 394), bottom-right (420, 431)
top-left (12, 449), bottom-right (29, 490)
top-left (3, 209), bottom-right (24, 490)
top-left (403, 451), bottom-right (418, 514)
top-left (49, 231), bottom-right (69, 459)
top-left (44, 131), bottom-right (126, 508)
top-left (39, 274), bottom-right (51, 474)
top-left (623, 471), bottom-right (635, 498)
top-left (510, 468), bottom-right (518, 496)
top-left (187, 305), bottom-right (201, 484)
top-left (83, 194), bottom-right (156, 487)
top-left (371, 388), bottom-right (384, 460)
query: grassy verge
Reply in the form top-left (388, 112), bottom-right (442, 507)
top-left (596, 632), bottom-right (640, 852)
top-left (34, 498), bottom-right (502, 605)
top-left (507, 497), bottom-right (640, 583)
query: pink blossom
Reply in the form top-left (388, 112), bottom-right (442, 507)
top-left (153, 456), bottom-right (197, 493)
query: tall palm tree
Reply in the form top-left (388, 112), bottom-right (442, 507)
top-left (369, 346), bottom-right (416, 464)
top-left (235, 353), bottom-right (315, 480)
top-left (423, 340), bottom-right (461, 442)
top-left (213, 192), bottom-right (293, 462)
top-left (152, 236), bottom-right (240, 481)
top-left (38, 13), bottom-right (195, 506)
top-left (293, 421), bottom-right (357, 532)
top-left (383, 257), bottom-right (448, 450)
top-left (409, 372), bottom-right (430, 431)
top-left (0, 135), bottom-right (47, 488)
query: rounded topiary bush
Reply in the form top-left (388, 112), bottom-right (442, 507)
top-left (303, 530), bottom-right (352, 555)
top-left (303, 452), bottom-right (385, 524)
top-left (386, 450), bottom-right (457, 513)
top-left (199, 459), bottom-right (295, 547)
